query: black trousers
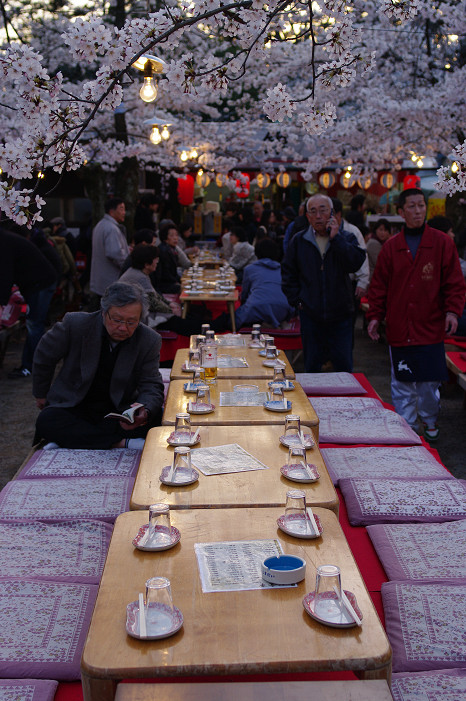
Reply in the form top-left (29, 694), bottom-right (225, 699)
top-left (35, 403), bottom-right (162, 449)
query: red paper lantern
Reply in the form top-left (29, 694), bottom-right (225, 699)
top-left (403, 174), bottom-right (421, 190)
top-left (235, 173), bottom-right (250, 198)
top-left (177, 174), bottom-right (195, 205)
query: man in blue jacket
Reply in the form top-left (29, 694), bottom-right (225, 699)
top-left (281, 194), bottom-right (365, 372)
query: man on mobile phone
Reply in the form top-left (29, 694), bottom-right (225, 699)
top-left (281, 194), bottom-right (365, 372)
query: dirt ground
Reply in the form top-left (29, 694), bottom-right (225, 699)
top-left (1, 317), bottom-right (465, 489)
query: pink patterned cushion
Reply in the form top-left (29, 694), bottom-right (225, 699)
top-left (315, 407), bottom-right (421, 445)
top-left (295, 372), bottom-right (367, 395)
top-left (340, 478), bottom-right (466, 525)
top-left (0, 478), bottom-right (133, 523)
top-left (0, 680), bottom-right (58, 701)
top-left (0, 520), bottom-right (113, 583)
top-left (321, 446), bottom-right (450, 485)
top-left (310, 396), bottom-right (384, 414)
top-left (367, 520), bottom-right (466, 582)
top-left (0, 579), bottom-right (97, 680)
top-left (160, 368), bottom-right (171, 383)
top-left (382, 582), bottom-right (466, 672)
top-left (17, 448), bottom-right (141, 479)
top-left (391, 668), bottom-right (466, 700)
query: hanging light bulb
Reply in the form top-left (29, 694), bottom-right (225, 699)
top-left (149, 126), bottom-right (162, 145)
top-left (139, 76), bottom-right (157, 103)
top-left (416, 159), bottom-right (424, 168)
top-left (180, 150), bottom-right (189, 162)
top-left (451, 161), bottom-right (459, 173)
top-left (189, 148), bottom-right (198, 159)
top-left (161, 125), bottom-right (170, 140)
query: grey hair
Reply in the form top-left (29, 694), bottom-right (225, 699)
top-left (101, 281), bottom-right (148, 319)
top-left (306, 194), bottom-right (333, 212)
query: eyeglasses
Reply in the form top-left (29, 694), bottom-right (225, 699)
top-left (106, 312), bottom-right (139, 329)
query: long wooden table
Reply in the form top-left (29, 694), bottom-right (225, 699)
top-left (81, 508), bottom-right (392, 701)
top-left (170, 347), bottom-right (296, 380)
top-left (162, 379), bottom-right (318, 436)
top-left (130, 425), bottom-right (337, 514)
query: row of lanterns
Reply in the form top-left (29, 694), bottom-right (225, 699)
top-left (319, 170), bottom-right (396, 190)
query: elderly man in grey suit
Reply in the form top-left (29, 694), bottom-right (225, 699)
top-left (33, 282), bottom-right (164, 449)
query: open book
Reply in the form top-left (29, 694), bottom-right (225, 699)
top-left (105, 403), bottom-right (144, 423)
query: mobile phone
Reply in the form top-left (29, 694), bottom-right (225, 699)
top-left (326, 208), bottom-right (334, 236)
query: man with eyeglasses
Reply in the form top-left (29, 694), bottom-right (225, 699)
top-left (32, 282), bottom-right (164, 450)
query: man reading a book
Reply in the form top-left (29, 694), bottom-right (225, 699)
top-left (33, 281), bottom-right (164, 449)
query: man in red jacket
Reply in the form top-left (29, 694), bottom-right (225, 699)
top-left (367, 188), bottom-right (465, 442)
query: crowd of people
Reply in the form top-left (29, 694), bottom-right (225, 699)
top-left (1, 186), bottom-right (465, 449)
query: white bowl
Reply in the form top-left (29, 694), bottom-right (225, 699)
top-left (261, 555), bottom-right (306, 585)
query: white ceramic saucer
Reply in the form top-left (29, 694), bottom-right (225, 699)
top-left (302, 590), bottom-right (362, 628)
top-left (183, 381), bottom-right (205, 393)
top-left (264, 400), bottom-right (292, 413)
top-left (263, 360), bottom-right (286, 368)
top-left (279, 433), bottom-right (315, 449)
top-left (268, 380), bottom-right (295, 391)
top-left (280, 463), bottom-right (320, 483)
top-left (187, 402), bottom-right (215, 414)
top-left (132, 523), bottom-right (181, 551)
top-left (159, 465), bottom-right (199, 486)
top-left (181, 363), bottom-right (200, 373)
top-left (166, 431), bottom-right (201, 447)
top-left (259, 349), bottom-right (280, 357)
top-left (126, 601), bottom-right (183, 640)
top-left (277, 513), bottom-right (323, 539)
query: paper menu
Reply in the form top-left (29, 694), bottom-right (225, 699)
top-left (195, 539), bottom-right (296, 592)
top-left (190, 443), bottom-right (268, 475)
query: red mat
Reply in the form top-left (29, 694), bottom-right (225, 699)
top-left (447, 351), bottom-right (466, 374)
top-left (160, 334), bottom-right (189, 363)
top-left (337, 489), bottom-right (388, 592)
top-left (54, 683), bottom-right (83, 701)
top-left (445, 336), bottom-right (466, 350)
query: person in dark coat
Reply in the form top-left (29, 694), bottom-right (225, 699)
top-left (0, 229), bottom-right (58, 378)
top-left (133, 193), bottom-right (160, 233)
top-left (151, 223), bottom-right (181, 294)
top-left (281, 194), bottom-right (365, 372)
top-left (33, 282), bottom-right (164, 449)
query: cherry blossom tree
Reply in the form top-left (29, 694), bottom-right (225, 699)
top-left (0, 0), bottom-right (464, 226)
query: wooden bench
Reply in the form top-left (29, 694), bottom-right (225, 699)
top-left (239, 317), bottom-right (303, 363)
top-left (115, 680), bottom-right (394, 701)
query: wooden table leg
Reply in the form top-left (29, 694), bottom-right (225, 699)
top-left (81, 672), bottom-right (118, 701)
top-left (357, 660), bottom-right (392, 684)
top-left (181, 301), bottom-right (189, 319)
top-left (228, 301), bottom-right (236, 332)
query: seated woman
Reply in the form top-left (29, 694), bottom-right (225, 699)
top-left (178, 220), bottom-right (199, 256)
top-left (151, 223), bottom-right (182, 294)
top-left (235, 238), bottom-right (293, 329)
top-left (228, 226), bottom-right (257, 283)
top-left (119, 245), bottom-right (205, 337)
